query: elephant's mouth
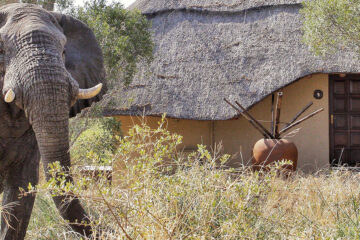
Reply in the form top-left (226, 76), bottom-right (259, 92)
top-left (28, 82), bottom-right (93, 235)
top-left (18, 68), bottom-right (103, 236)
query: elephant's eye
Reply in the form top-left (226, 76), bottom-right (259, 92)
top-left (62, 50), bottom-right (66, 60)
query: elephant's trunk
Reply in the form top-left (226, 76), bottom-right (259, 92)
top-left (27, 80), bottom-right (92, 236)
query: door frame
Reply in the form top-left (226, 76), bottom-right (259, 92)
top-left (329, 74), bottom-right (335, 165)
top-left (329, 73), bottom-right (360, 166)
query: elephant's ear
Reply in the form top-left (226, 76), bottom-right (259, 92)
top-left (51, 12), bottom-right (107, 117)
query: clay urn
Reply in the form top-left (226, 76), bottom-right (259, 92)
top-left (252, 138), bottom-right (298, 172)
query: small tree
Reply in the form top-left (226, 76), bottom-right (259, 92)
top-left (75, 0), bottom-right (153, 86)
top-left (67, 0), bottom-right (153, 162)
top-left (302, 0), bottom-right (360, 56)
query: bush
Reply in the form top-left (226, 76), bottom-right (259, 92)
top-left (301, 0), bottom-right (360, 56)
top-left (69, 117), bottom-right (121, 165)
top-left (74, 0), bottom-right (154, 86)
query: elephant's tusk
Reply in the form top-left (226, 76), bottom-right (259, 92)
top-left (78, 83), bottom-right (103, 99)
top-left (4, 89), bottom-right (15, 103)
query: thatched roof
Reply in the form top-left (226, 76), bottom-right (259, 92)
top-left (128, 0), bottom-right (303, 14)
top-left (104, 0), bottom-right (360, 120)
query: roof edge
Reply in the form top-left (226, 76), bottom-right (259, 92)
top-left (129, 3), bottom-right (303, 16)
top-left (103, 71), bottom-right (360, 120)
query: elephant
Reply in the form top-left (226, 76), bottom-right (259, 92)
top-left (0, 3), bottom-right (107, 239)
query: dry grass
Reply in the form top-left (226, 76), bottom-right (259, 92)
top-left (23, 117), bottom-right (360, 239)
top-left (26, 167), bottom-right (360, 239)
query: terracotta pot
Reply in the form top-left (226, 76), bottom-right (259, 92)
top-left (252, 138), bottom-right (298, 171)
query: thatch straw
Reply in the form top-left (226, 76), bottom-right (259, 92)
top-left (104, 1), bottom-right (360, 120)
top-left (128, 0), bottom-right (304, 14)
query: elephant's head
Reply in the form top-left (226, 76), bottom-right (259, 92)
top-left (0, 3), bottom-right (106, 236)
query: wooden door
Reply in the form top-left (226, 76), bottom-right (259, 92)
top-left (330, 74), bottom-right (360, 166)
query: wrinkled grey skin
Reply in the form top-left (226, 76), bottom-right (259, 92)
top-left (0, 3), bottom-right (106, 239)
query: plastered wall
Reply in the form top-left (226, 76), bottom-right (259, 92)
top-left (117, 74), bottom-right (329, 172)
top-left (215, 74), bottom-right (329, 172)
top-left (116, 116), bottom-right (213, 151)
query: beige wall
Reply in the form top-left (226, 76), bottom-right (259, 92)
top-left (117, 116), bottom-right (213, 151)
top-left (117, 74), bottom-right (329, 172)
top-left (215, 74), bottom-right (329, 172)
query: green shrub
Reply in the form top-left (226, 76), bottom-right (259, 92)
top-left (74, 0), bottom-right (154, 86)
top-left (69, 117), bottom-right (121, 165)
